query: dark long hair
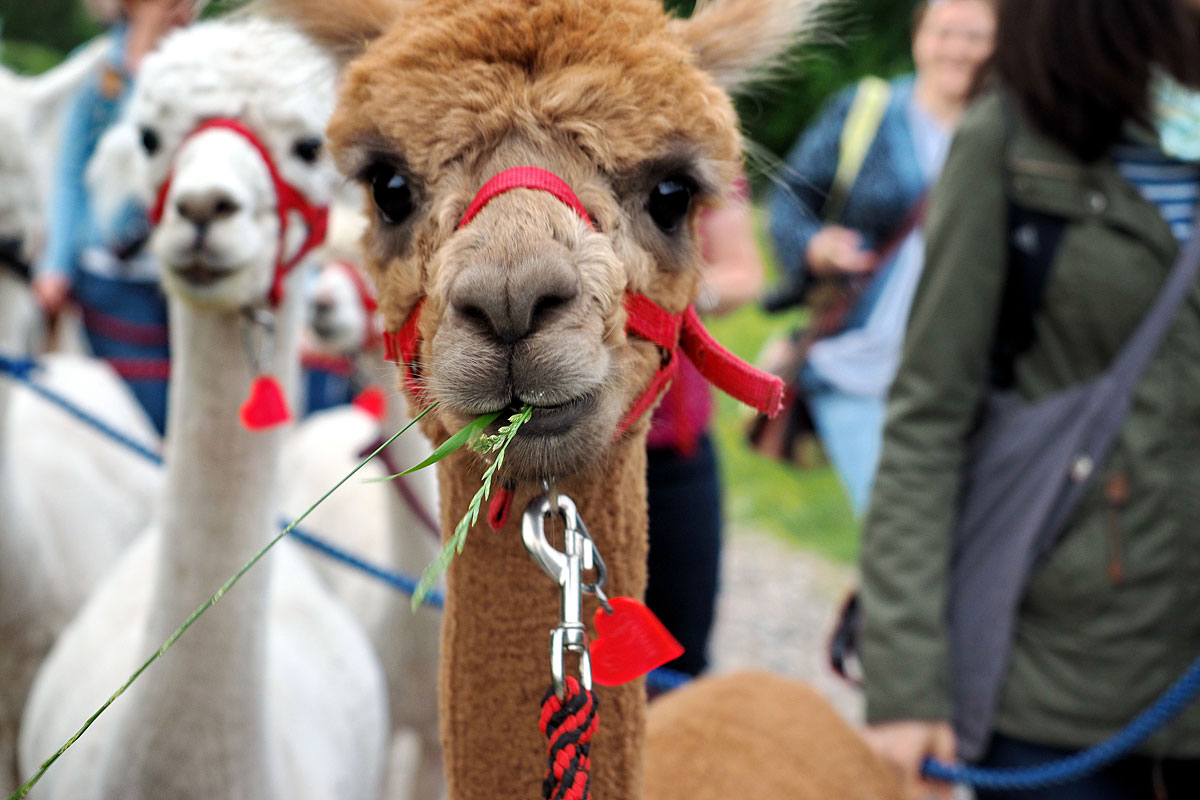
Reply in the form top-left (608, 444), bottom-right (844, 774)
top-left (990, 0), bottom-right (1200, 161)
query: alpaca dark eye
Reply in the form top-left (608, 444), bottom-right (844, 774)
top-left (140, 126), bottom-right (160, 155)
top-left (292, 137), bottom-right (322, 164)
top-left (368, 165), bottom-right (414, 224)
top-left (646, 177), bottom-right (694, 233)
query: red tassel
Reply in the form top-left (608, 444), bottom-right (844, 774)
top-left (352, 385), bottom-right (388, 422)
top-left (240, 374), bottom-right (292, 431)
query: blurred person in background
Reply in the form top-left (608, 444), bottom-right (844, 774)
top-left (860, 0), bottom-right (1200, 798)
top-left (645, 176), bottom-right (764, 678)
top-left (32, 0), bottom-right (197, 434)
top-left (766, 0), bottom-right (996, 514)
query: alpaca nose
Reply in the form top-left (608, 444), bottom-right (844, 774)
top-left (312, 297), bottom-right (335, 318)
top-left (174, 188), bottom-right (242, 227)
top-left (450, 253), bottom-right (580, 345)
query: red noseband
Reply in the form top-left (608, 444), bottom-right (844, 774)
top-left (149, 117), bottom-right (329, 307)
top-left (382, 165), bottom-right (783, 438)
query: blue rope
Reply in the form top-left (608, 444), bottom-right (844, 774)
top-left (0, 353), bottom-right (694, 693)
top-left (923, 650), bottom-right (1200, 791)
top-left (288, 527), bottom-right (445, 608)
top-left (0, 354), bottom-right (444, 608)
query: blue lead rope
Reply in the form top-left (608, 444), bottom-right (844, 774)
top-left (0, 353), bottom-right (685, 694)
top-left (923, 649), bottom-right (1200, 790)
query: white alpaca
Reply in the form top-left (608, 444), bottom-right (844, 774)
top-left (0, 64), bottom-right (160, 795)
top-left (284, 256), bottom-right (444, 799)
top-left (0, 36), bottom-right (110, 236)
top-left (19, 19), bottom-right (388, 800)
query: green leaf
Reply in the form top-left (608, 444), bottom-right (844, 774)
top-left (367, 411), bottom-right (501, 483)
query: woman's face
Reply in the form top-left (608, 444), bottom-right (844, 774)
top-left (912, 0), bottom-right (996, 104)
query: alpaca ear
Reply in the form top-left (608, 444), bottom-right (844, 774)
top-left (251, 0), bottom-right (404, 63)
top-left (670, 0), bottom-right (826, 93)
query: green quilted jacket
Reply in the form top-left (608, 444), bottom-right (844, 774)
top-left (859, 90), bottom-right (1200, 757)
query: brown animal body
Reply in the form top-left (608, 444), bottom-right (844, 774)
top-left (263, 0), bottom-right (904, 797)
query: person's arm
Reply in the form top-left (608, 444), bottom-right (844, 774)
top-left (858, 93), bottom-right (1010, 796)
top-left (766, 87), bottom-right (855, 289)
top-left (34, 80), bottom-right (97, 314)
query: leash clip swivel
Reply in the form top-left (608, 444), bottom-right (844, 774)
top-left (522, 492), bottom-right (605, 698)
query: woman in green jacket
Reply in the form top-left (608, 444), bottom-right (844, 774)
top-left (859, 1), bottom-right (1200, 798)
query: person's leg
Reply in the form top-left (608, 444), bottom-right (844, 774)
top-left (807, 390), bottom-right (884, 516)
top-left (973, 733), bottom-right (1148, 800)
top-left (644, 434), bottom-right (722, 677)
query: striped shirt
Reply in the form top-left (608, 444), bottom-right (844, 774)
top-left (1113, 144), bottom-right (1199, 244)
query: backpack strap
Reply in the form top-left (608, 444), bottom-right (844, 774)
top-left (824, 76), bottom-right (892, 224)
top-left (990, 93), bottom-right (1068, 388)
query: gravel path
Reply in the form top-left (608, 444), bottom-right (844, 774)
top-left (709, 526), bottom-right (864, 723)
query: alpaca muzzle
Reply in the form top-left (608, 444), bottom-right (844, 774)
top-left (383, 165), bottom-right (785, 430)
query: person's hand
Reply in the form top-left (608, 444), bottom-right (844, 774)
top-left (864, 720), bottom-right (956, 800)
top-left (32, 273), bottom-right (72, 318)
top-left (805, 225), bottom-right (875, 276)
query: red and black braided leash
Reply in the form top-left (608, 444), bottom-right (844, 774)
top-left (539, 677), bottom-right (599, 800)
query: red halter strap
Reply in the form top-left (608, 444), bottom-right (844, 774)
top-left (381, 165), bottom-right (783, 439)
top-left (148, 117), bottom-right (330, 307)
top-left (459, 166), bottom-right (595, 232)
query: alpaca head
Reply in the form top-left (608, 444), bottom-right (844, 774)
top-left (268, 0), bottom-right (816, 480)
top-left (308, 259), bottom-right (377, 355)
top-left (89, 17), bottom-right (339, 311)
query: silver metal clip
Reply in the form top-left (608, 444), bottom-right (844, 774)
top-left (522, 492), bottom-right (606, 697)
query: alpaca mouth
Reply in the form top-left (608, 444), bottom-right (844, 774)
top-left (497, 392), bottom-right (598, 438)
top-left (173, 260), bottom-right (235, 286)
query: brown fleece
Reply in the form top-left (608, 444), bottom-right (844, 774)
top-left (435, 435), bottom-right (649, 800)
top-left (646, 672), bottom-right (905, 800)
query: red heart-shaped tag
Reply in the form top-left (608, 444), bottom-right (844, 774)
top-left (352, 385), bottom-right (388, 422)
top-left (239, 375), bottom-right (292, 431)
top-left (589, 597), bottom-right (684, 686)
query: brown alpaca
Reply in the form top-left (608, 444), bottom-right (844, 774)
top-left (263, 1), bottom-right (904, 798)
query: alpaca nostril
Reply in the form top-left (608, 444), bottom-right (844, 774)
top-left (175, 189), bottom-right (242, 227)
top-left (312, 298), bottom-right (335, 317)
top-left (458, 303), bottom-right (491, 330)
top-left (530, 292), bottom-right (570, 329)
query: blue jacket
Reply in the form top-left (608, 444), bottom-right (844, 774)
top-left (39, 26), bottom-right (171, 435)
top-left (767, 75), bottom-right (929, 321)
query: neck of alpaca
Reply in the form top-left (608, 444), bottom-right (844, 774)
top-left (438, 434), bottom-right (649, 800)
top-left (380, 379), bottom-right (440, 570)
top-left (105, 289), bottom-right (302, 794)
top-left (0, 271), bottom-right (42, 628)
top-left (0, 271), bottom-right (28, 436)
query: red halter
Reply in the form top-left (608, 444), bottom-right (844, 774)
top-left (148, 117), bottom-right (330, 307)
top-left (381, 165), bottom-right (783, 433)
